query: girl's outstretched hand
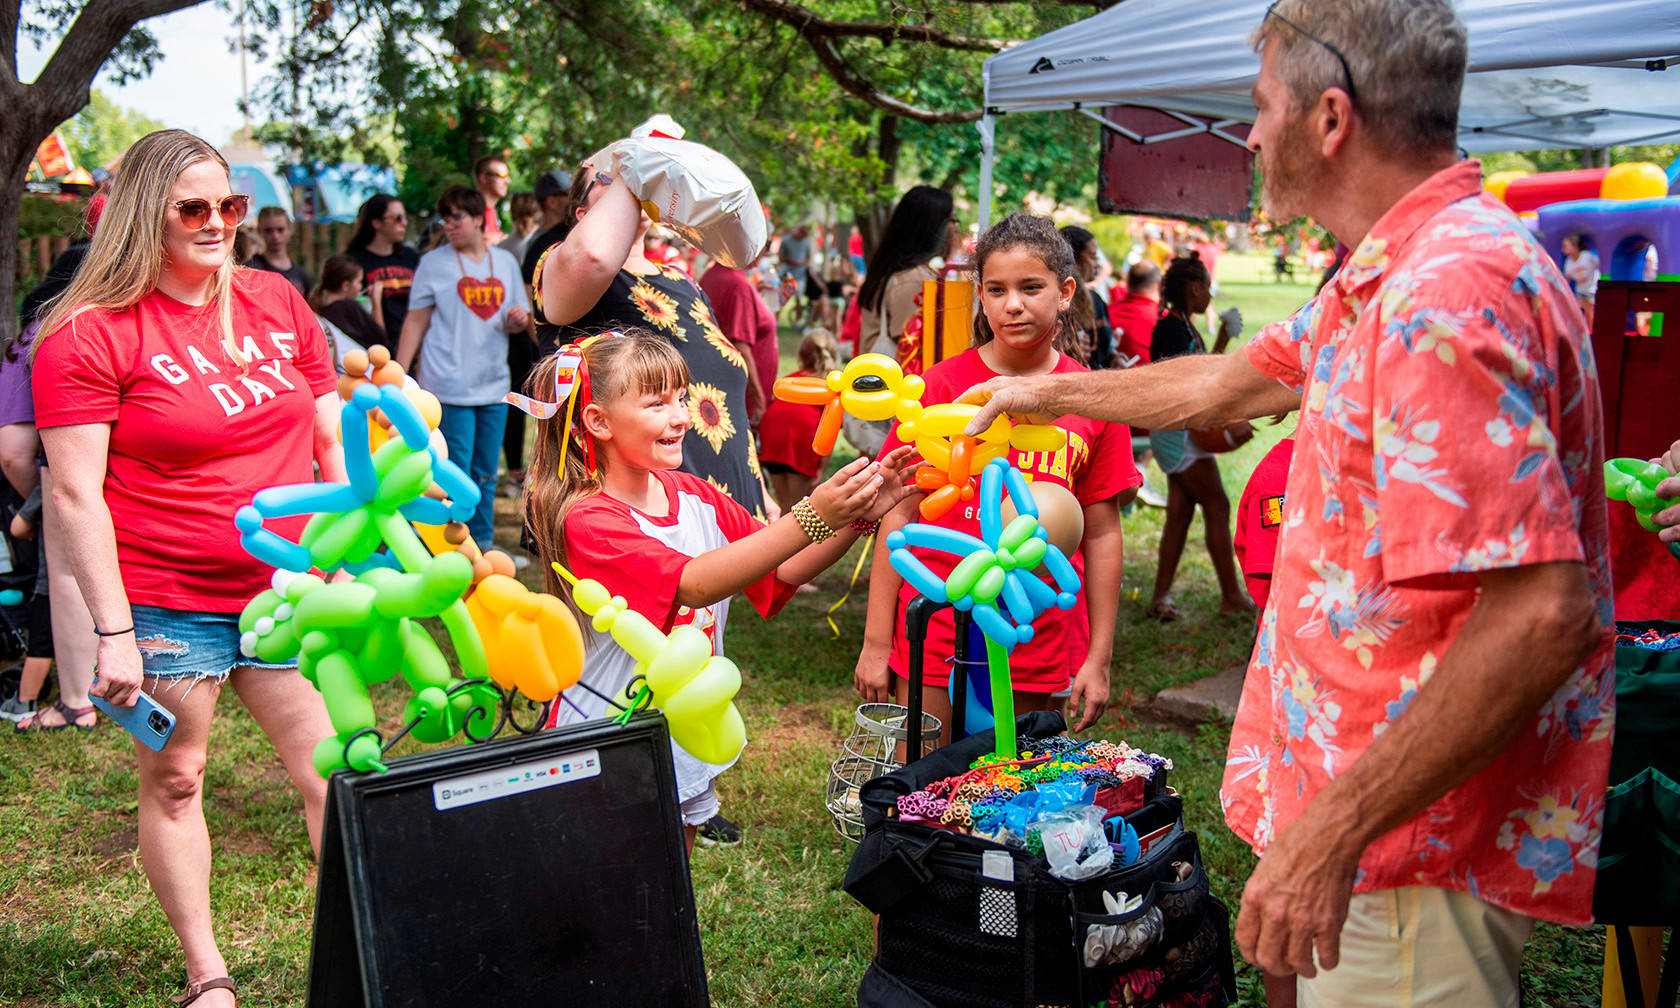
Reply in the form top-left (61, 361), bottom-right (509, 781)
top-left (808, 455), bottom-right (886, 528)
top-left (864, 445), bottom-right (918, 522)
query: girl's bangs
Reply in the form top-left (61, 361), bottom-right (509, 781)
top-left (623, 340), bottom-right (691, 397)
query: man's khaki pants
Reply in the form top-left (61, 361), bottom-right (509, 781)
top-left (1298, 886), bottom-right (1535, 1008)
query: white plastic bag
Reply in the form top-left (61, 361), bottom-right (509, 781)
top-left (602, 115), bottom-right (769, 269)
top-left (1032, 804), bottom-right (1114, 881)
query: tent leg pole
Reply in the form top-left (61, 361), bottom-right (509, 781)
top-left (977, 112), bottom-right (996, 231)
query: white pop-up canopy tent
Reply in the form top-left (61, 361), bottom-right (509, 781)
top-left (977, 0), bottom-right (1680, 225)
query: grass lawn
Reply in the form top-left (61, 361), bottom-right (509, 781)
top-left (0, 254), bottom-right (1604, 1006)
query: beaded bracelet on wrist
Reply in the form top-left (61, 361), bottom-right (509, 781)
top-left (792, 497), bottom-right (836, 543)
top-left (849, 517), bottom-right (880, 536)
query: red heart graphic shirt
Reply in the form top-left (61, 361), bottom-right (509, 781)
top-left (408, 243), bottom-right (530, 406)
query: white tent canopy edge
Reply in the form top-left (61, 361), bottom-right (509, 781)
top-left (976, 0), bottom-right (1680, 227)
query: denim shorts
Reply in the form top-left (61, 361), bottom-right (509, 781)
top-left (133, 604), bottom-right (299, 681)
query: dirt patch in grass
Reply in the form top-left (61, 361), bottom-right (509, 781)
top-left (748, 702), bottom-right (833, 759)
top-left (85, 826), bottom-right (139, 866)
top-left (220, 831), bottom-right (276, 858)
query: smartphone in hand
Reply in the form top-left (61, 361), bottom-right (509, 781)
top-left (89, 679), bottom-right (175, 752)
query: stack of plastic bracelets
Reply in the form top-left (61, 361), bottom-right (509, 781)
top-left (1617, 627), bottom-right (1680, 652)
top-left (894, 735), bottom-right (1172, 853)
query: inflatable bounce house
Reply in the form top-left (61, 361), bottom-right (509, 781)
top-left (1486, 160), bottom-right (1680, 619)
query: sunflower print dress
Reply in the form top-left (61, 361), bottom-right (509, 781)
top-left (533, 257), bottom-right (767, 518)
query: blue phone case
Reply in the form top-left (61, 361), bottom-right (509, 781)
top-left (90, 686), bottom-right (176, 752)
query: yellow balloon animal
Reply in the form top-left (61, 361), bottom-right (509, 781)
top-left (465, 570), bottom-right (587, 703)
top-left (896, 404), bottom-right (1066, 521)
top-left (772, 353), bottom-right (926, 456)
top-left (553, 564), bottom-right (746, 765)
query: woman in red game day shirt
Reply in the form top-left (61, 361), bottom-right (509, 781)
top-left (31, 130), bottom-right (345, 1008)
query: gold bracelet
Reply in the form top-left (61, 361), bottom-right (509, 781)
top-left (792, 497), bottom-right (836, 543)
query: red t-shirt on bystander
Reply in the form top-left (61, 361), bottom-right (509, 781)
top-left (1108, 292), bottom-right (1160, 366)
top-left (757, 370), bottom-right (824, 478)
top-left (32, 270), bottom-right (337, 613)
top-left (1233, 436), bottom-right (1294, 610)
top-left (699, 264), bottom-right (779, 418)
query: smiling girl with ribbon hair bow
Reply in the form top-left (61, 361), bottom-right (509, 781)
top-left (511, 328), bottom-right (914, 849)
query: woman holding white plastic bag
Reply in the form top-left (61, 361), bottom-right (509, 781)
top-left (533, 120), bottom-right (770, 520)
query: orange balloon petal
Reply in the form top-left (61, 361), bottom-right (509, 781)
top-left (774, 375), bottom-right (835, 405)
top-left (921, 484), bottom-right (961, 520)
top-left (915, 467), bottom-right (950, 492)
top-left (813, 400), bottom-right (844, 455)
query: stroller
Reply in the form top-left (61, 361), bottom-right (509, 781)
top-left (0, 482), bottom-right (45, 710)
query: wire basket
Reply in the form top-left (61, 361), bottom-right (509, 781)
top-left (826, 702), bottom-right (942, 844)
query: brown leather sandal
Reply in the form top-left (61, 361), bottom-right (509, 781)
top-left (172, 977), bottom-right (236, 1006)
top-left (17, 699), bottom-right (97, 732)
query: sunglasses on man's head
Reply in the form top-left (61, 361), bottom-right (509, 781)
top-left (171, 194), bottom-right (251, 229)
top-left (1263, 1), bottom-right (1359, 108)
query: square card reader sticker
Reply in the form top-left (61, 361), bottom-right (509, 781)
top-left (433, 749), bottom-right (602, 810)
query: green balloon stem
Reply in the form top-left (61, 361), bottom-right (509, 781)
top-left (986, 636), bottom-right (1016, 760)
top-left (378, 511), bottom-right (433, 572)
top-left (615, 684), bottom-right (651, 727)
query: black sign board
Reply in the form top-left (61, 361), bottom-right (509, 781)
top-left (306, 712), bottom-right (708, 1007)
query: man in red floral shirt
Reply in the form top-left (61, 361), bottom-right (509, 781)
top-left (962, 2), bottom-right (1612, 1004)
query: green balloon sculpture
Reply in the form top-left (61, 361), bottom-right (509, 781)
top-left (1605, 457), bottom-right (1680, 560)
top-left (235, 374), bottom-right (497, 776)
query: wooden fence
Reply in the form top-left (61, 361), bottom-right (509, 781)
top-left (16, 220), bottom-right (358, 287)
top-left (15, 236), bottom-right (72, 285)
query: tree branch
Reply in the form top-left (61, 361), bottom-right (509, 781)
top-left (2, 0), bottom-right (21, 88)
top-left (736, 0), bottom-right (984, 125)
top-left (29, 0), bottom-right (209, 125)
top-left (738, 0), bottom-right (1012, 51)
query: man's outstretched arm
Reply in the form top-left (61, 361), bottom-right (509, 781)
top-left (959, 349), bottom-right (1300, 435)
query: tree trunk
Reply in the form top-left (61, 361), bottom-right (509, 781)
top-left (852, 115), bottom-right (902, 260)
top-left (1, 0), bottom-right (211, 346)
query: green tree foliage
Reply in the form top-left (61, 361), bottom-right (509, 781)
top-left (241, 0), bottom-right (1105, 236)
top-left (1480, 144), bottom-right (1680, 177)
top-left (55, 88), bottom-right (168, 169)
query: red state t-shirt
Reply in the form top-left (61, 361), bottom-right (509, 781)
top-left (1233, 436), bottom-right (1294, 611)
top-left (33, 270), bottom-right (337, 612)
top-left (881, 348), bottom-right (1139, 692)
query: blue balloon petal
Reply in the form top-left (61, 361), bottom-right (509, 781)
top-left (380, 385), bottom-right (431, 449)
top-left (888, 549), bottom-right (950, 603)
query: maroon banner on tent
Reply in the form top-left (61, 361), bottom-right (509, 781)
top-left (1097, 106), bottom-right (1254, 221)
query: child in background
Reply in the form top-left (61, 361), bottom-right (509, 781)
top-left (309, 254), bottom-right (386, 360)
top-left (758, 328), bottom-right (839, 515)
top-left (855, 213), bottom-right (1141, 743)
top-left (519, 330), bottom-right (913, 851)
top-left (1233, 430), bottom-right (1296, 611)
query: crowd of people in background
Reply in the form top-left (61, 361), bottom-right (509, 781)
top-left (3, 145), bottom-right (1270, 746)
